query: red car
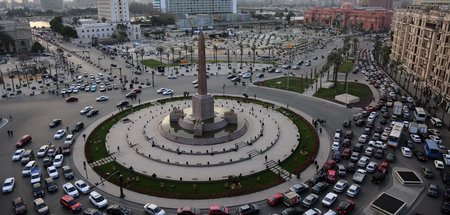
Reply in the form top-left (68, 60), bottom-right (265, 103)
top-left (336, 199), bottom-right (355, 215)
top-left (66, 97), bottom-right (78, 102)
top-left (342, 149), bottom-right (351, 159)
top-left (378, 160), bottom-right (390, 173)
top-left (60, 195), bottom-right (82, 212)
top-left (208, 205), bottom-right (229, 215)
top-left (266, 193), bottom-right (284, 206)
top-left (323, 160), bottom-right (337, 170)
top-left (15, 134), bottom-right (32, 148)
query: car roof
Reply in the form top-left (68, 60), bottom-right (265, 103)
top-left (61, 195), bottom-right (73, 201)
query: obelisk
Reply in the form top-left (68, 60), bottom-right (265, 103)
top-left (191, 32), bottom-right (215, 121)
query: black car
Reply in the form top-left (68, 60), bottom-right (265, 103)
top-left (72, 122), bottom-right (84, 133)
top-left (125, 92), bottom-right (136, 98)
top-left (355, 119), bottom-right (365, 126)
top-left (344, 130), bottom-right (353, 139)
top-left (374, 149), bottom-right (384, 159)
top-left (32, 183), bottom-right (45, 198)
top-left (347, 162), bottom-right (356, 173)
top-left (414, 150), bottom-right (427, 161)
top-left (442, 171), bottom-right (450, 184)
top-left (280, 207), bottom-right (304, 215)
top-left (236, 204), bottom-right (259, 215)
top-left (86, 109), bottom-right (99, 118)
top-left (342, 139), bottom-right (351, 147)
top-left (371, 172), bottom-right (386, 184)
top-left (444, 187), bottom-right (450, 201)
top-left (312, 181), bottom-right (328, 194)
top-left (428, 184), bottom-right (439, 197)
top-left (83, 208), bottom-right (103, 215)
top-left (116, 100), bottom-right (130, 108)
top-left (343, 120), bottom-right (351, 128)
top-left (380, 118), bottom-right (388, 125)
top-left (48, 119), bottom-right (62, 128)
top-left (227, 74), bottom-right (237, 79)
top-left (44, 177), bottom-right (57, 193)
top-left (106, 204), bottom-right (132, 215)
top-left (441, 200), bottom-right (450, 214)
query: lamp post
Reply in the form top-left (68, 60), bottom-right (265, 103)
top-left (119, 172), bottom-right (125, 198)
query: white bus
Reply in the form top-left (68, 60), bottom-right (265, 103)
top-left (414, 107), bottom-right (427, 122)
top-left (387, 122), bottom-right (404, 147)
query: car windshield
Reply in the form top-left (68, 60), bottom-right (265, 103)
top-left (14, 151), bottom-right (21, 155)
top-left (94, 195), bottom-right (105, 202)
top-left (79, 183), bottom-right (86, 188)
top-left (68, 199), bottom-right (77, 206)
top-left (4, 181), bottom-right (12, 186)
top-left (153, 206), bottom-right (161, 213)
top-left (49, 169), bottom-right (56, 173)
top-left (15, 201), bottom-right (24, 207)
top-left (37, 202), bottom-right (46, 209)
top-left (68, 186), bottom-right (76, 192)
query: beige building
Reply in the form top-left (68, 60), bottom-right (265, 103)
top-left (413, 0), bottom-right (450, 7)
top-left (390, 7), bottom-right (450, 105)
top-left (0, 20), bottom-right (32, 53)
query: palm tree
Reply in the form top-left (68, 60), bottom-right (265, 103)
top-left (352, 37), bottom-right (359, 56)
top-left (251, 45), bottom-right (256, 66)
top-left (213, 45), bottom-right (218, 65)
top-left (327, 51), bottom-right (343, 88)
top-left (239, 42), bottom-right (243, 69)
top-left (188, 46), bottom-right (194, 64)
top-left (170, 46), bottom-right (175, 64)
top-left (226, 43), bottom-right (230, 66)
top-left (178, 50), bottom-right (182, 66)
top-left (380, 45), bottom-right (391, 70)
top-left (156, 46), bottom-right (164, 63)
top-left (183, 44), bottom-right (188, 60)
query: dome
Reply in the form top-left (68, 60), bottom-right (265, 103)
top-left (340, 2), bottom-right (354, 9)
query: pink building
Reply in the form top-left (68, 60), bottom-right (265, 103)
top-left (304, 2), bottom-right (393, 32)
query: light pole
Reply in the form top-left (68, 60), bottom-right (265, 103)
top-left (119, 172), bottom-right (125, 198)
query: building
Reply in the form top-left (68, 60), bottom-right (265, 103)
top-left (367, 0), bottom-right (392, 10)
top-left (304, 2), bottom-right (393, 32)
top-left (75, 19), bottom-right (116, 44)
top-left (40, 0), bottom-right (64, 11)
top-left (155, 0), bottom-right (237, 15)
top-left (0, 20), bottom-right (33, 53)
top-left (390, 7), bottom-right (450, 107)
top-left (413, 0), bottom-right (450, 7)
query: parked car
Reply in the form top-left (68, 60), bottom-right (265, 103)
top-left (16, 134), bottom-right (32, 148)
top-left (60, 195), bottom-right (82, 213)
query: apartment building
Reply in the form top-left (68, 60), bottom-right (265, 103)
top-left (390, 7), bottom-right (450, 104)
top-left (155, 0), bottom-right (237, 15)
top-left (413, 0), bottom-right (450, 7)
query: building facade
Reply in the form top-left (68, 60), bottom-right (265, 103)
top-left (0, 20), bottom-right (32, 53)
top-left (40, 0), bottom-right (63, 11)
top-left (304, 2), bottom-right (393, 32)
top-left (155, 0), bottom-right (237, 15)
top-left (367, 0), bottom-right (392, 10)
top-left (413, 0), bottom-right (450, 7)
top-left (390, 7), bottom-right (450, 107)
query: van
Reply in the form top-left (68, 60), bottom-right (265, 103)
top-left (22, 160), bottom-right (37, 176)
top-left (44, 177), bottom-right (58, 192)
top-left (430, 117), bottom-right (443, 127)
top-left (21, 149), bottom-right (34, 165)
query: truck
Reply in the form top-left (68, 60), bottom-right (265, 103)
top-left (408, 122), bottom-right (418, 134)
top-left (352, 169), bottom-right (366, 183)
top-left (30, 166), bottom-right (41, 184)
top-left (393, 101), bottom-right (403, 116)
top-left (283, 191), bottom-right (301, 207)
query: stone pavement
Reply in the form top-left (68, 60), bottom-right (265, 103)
top-left (71, 96), bottom-right (332, 209)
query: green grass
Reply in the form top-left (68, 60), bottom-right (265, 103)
top-left (257, 77), bottom-right (315, 93)
top-left (141, 59), bottom-right (178, 68)
top-left (314, 82), bottom-right (372, 101)
top-left (142, 59), bottom-right (276, 69)
top-left (338, 61), bottom-right (354, 73)
top-left (85, 96), bottom-right (318, 198)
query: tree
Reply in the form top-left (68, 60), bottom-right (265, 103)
top-left (286, 12), bottom-right (295, 24)
top-left (213, 45), bottom-right (218, 65)
top-left (188, 46), bottom-right (194, 64)
top-left (170, 46), bottom-right (175, 64)
top-left (251, 45), bottom-right (256, 66)
top-left (380, 45), bottom-right (391, 69)
top-left (327, 51), bottom-right (343, 88)
top-left (61, 26), bottom-right (78, 39)
top-left (101, 17), bottom-right (106, 23)
top-left (373, 35), bottom-right (382, 62)
top-left (239, 42), bottom-right (243, 68)
top-left (31, 41), bottom-right (45, 53)
top-left (49, 16), bottom-right (64, 33)
top-left (352, 37), bottom-right (359, 56)
top-left (226, 43), bottom-right (230, 66)
top-left (156, 46), bottom-right (164, 63)
top-left (72, 17), bottom-right (80, 25)
top-left (183, 44), bottom-right (188, 60)
top-left (274, 11), bottom-right (284, 19)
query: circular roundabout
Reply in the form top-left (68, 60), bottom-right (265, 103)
top-left (82, 95), bottom-right (319, 199)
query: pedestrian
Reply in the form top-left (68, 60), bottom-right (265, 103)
top-left (9, 115), bottom-right (12, 120)
top-left (82, 134), bottom-right (86, 141)
top-left (138, 99), bottom-right (141, 104)
top-left (7, 130), bottom-right (10, 137)
top-left (117, 146), bottom-right (120, 152)
top-left (254, 94), bottom-right (256, 99)
top-left (319, 127), bottom-right (322, 133)
top-left (10, 130), bottom-right (13, 136)
top-left (66, 126), bottom-right (69, 131)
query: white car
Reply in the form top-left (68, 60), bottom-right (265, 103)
top-left (96, 96), bottom-right (109, 102)
top-left (242, 72), bottom-right (252, 79)
top-left (357, 156), bottom-right (370, 168)
top-left (47, 166), bottom-right (59, 179)
top-left (429, 135), bottom-right (442, 144)
top-left (162, 89), bottom-right (174, 95)
top-left (156, 88), bottom-right (167, 94)
top-left (89, 191), bottom-right (108, 208)
top-left (144, 203), bottom-right (166, 215)
top-left (12, 149), bottom-right (25, 161)
top-left (435, 160), bottom-right (445, 170)
top-left (346, 184), bottom-right (361, 197)
top-left (366, 161), bottom-right (378, 173)
top-left (54, 129), bottom-right (66, 139)
top-left (304, 208), bottom-right (321, 215)
top-left (333, 179), bottom-right (348, 193)
top-left (2, 177), bottom-right (15, 193)
top-left (80, 106), bottom-right (94, 115)
top-left (381, 132), bottom-right (389, 141)
top-left (364, 147), bottom-right (374, 157)
top-left (168, 74), bottom-right (177, 79)
top-left (53, 154), bottom-right (64, 167)
top-left (331, 142), bottom-right (340, 151)
top-left (65, 134), bottom-right (75, 145)
top-left (37, 145), bottom-right (49, 158)
top-left (369, 141), bottom-right (387, 149)
top-left (358, 134), bottom-right (368, 143)
top-left (444, 154), bottom-right (450, 166)
top-left (74, 180), bottom-right (90, 194)
top-left (63, 182), bottom-right (79, 198)
top-left (410, 134), bottom-right (422, 143)
top-left (401, 147), bottom-right (412, 158)
top-left (322, 192), bottom-right (338, 207)
top-left (403, 121), bottom-right (409, 127)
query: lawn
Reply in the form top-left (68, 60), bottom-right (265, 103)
top-left (141, 59), bottom-right (178, 68)
top-left (257, 77), bottom-right (315, 93)
top-left (142, 59), bottom-right (276, 69)
top-left (84, 96), bottom-right (318, 198)
top-left (338, 60), bottom-right (354, 73)
top-left (313, 82), bottom-right (373, 107)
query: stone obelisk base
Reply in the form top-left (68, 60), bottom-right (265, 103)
top-left (191, 93), bottom-right (215, 121)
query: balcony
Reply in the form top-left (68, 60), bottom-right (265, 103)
top-left (436, 40), bottom-right (441, 45)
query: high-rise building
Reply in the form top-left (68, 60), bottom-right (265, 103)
top-left (97, 0), bottom-right (130, 23)
top-left (413, 0), bottom-right (450, 7)
top-left (154, 0), bottom-right (237, 15)
top-left (40, 0), bottom-right (63, 11)
top-left (390, 7), bottom-right (450, 106)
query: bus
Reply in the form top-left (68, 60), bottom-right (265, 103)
top-left (387, 122), bottom-right (404, 147)
top-left (414, 107), bottom-right (427, 122)
top-left (424, 139), bottom-right (440, 159)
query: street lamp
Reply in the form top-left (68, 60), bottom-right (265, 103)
top-left (119, 172), bottom-right (125, 198)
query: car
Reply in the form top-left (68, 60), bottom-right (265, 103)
top-left (168, 74), bottom-right (177, 79)
top-left (267, 193), bottom-right (284, 206)
top-left (208, 205), bottom-right (229, 215)
top-left (364, 147), bottom-right (374, 157)
top-left (32, 182), bottom-right (45, 198)
top-left (73, 122), bottom-right (84, 133)
top-left (312, 181), bottom-right (329, 194)
top-left (96, 96), bottom-right (109, 102)
top-left (336, 199), bottom-right (355, 215)
top-left (333, 179), bottom-right (348, 193)
top-left (304, 208), bottom-right (321, 215)
top-left (60, 195), bottom-right (82, 212)
top-left (47, 145), bottom-right (56, 157)
top-left (235, 204), bottom-right (259, 215)
top-left (74, 180), bottom-right (90, 194)
top-left (116, 100), bottom-right (130, 108)
top-left (343, 120), bottom-right (351, 128)
top-left (412, 150), bottom-right (427, 162)
top-left (44, 177), bottom-right (57, 193)
top-left (280, 207), bottom-right (304, 215)
top-left (386, 152), bottom-right (396, 162)
top-left (65, 134), bottom-right (75, 145)
top-left (366, 161), bottom-right (378, 173)
top-left (12, 149), bottom-right (25, 161)
top-left (430, 135), bottom-right (443, 144)
top-left (157, 88), bottom-right (168, 94)
top-left (429, 128), bottom-right (441, 137)
top-left (401, 147), bottom-right (412, 157)
top-left (255, 73), bottom-right (264, 78)
top-left (332, 142), bottom-right (340, 151)
top-left (47, 166), bottom-right (58, 179)
top-left (33, 198), bottom-right (49, 215)
top-left (368, 141), bottom-right (386, 149)
top-left (163, 89), bottom-right (174, 95)
top-left (289, 182), bottom-right (309, 194)
top-left (442, 201), bottom-right (450, 214)
top-left (48, 119), bottom-right (62, 128)
top-left (177, 207), bottom-right (201, 215)
top-left (346, 184), bottom-right (361, 197)
top-left (350, 152), bottom-right (360, 163)
top-left (37, 145), bottom-right (49, 158)
top-left (342, 149), bottom-right (351, 159)
top-left (323, 160), bottom-right (337, 170)
top-left (62, 166), bottom-right (74, 180)
top-left (66, 97), bottom-right (79, 102)
top-left (12, 197), bottom-right (27, 215)
top-left (2, 177), bottom-right (15, 193)
top-left (86, 109), bottom-right (99, 117)
top-left (435, 160), bottom-right (445, 170)
top-left (445, 187), bottom-right (450, 200)
top-left (377, 160), bottom-right (389, 173)
top-left (322, 192), bottom-right (338, 207)
top-left (54, 129), bottom-right (66, 139)
top-left (80, 106), bottom-right (94, 115)
top-left (338, 164), bottom-right (347, 177)
top-left (125, 92), bottom-right (136, 98)
top-left (357, 134), bottom-right (368, 144)
top-left (302, 193), bottom-right (319, 208)
top-left (428, 184), bottom-right (439, 197)
top-left (43, 157), bottom-right (52, 169)
top-left (357, 156), bottom-right (370, 168)
top-left (410, 134), bottom-right (422, 143)
top-left (374, 149), bottom-right (384, 159)
top-left (63, 182), bottom-right (79, 198)
top-left (89, 191), bottom-right (108, 209)
top-left (16, 134), bottom-right (32, 148)
top-left (53, 154), bottom-right (63, 167)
